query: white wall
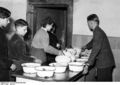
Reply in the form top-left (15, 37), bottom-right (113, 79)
top-left (1, 0), bottom-right (120, 37)
top-left (73, 0), bottom-right (120, 37)
top-left (0, 0), bottom-right (27, 20)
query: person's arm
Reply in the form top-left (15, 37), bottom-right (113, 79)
top-left (43, 33), bottom-right (60, 55)
top-left (81, 38), bottom-right (93, 52)
top-left (32, 30), bottom-right (61, 56)
top-left (87, 30), bottom-right (103, 66)
top-left (86, 39), bottom-right (93, 50)
top-left (45, 45), bottom-right (60, 55)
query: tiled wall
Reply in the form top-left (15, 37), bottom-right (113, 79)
top-left (72, 34), bottom-right (120, 81)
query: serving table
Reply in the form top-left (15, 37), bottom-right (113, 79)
top-left (12, 69), bottom-right (84, 83)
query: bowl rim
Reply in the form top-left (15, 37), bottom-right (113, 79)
top-left (49, 63), bottom-right (67, 67)
top-left (81, 57), bottom-right (89, 59)
top-left (76, 58), bottom-right (88, 61)
top-left (21, 63), bottom-right (41, 67)
top-left (35, 66), bottom-right (55, 71)
top-left (68, 62), bottom-right (85, 66)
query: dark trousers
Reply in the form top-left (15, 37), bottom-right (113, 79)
top-left (96, 66), bottom-right (114, 81)
top-left (0, 70), bottom-right (10, 81)
top-left (46, 53), bottom-right (56, 65)
top-left (85, 67), bottom-right (97, 81)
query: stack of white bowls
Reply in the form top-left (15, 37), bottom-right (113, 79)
top-left (22, 63), bottom-right (56, 78)
top-left (35, 66), bottom-right (55, 77)
top-left (21, 63), bottom-right (41, 74)
top-left (68, 62), bottom-right (85, 72)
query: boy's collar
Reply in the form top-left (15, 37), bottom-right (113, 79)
top-left (16, 33), bottom-right (24, 40)
top-left (41, 27), bottom-right (47, 31)
top-left (93, 26), bottom-right (99, 32)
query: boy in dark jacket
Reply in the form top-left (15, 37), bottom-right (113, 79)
top-left (0, 7), bottom-right (16, 81)
top-left (82, 14), bottom-right (115, 81)
top-left (8, 19), bottom-right (41, 71)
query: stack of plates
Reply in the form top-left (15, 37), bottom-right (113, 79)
top-left (68, 62), bottom-right (85, 72)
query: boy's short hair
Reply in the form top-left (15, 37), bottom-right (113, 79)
top-left (0, 7), bottom-right (11, 18)
top-left (15, 19), bottom-right (28, 28)
top-left (87, 14), bottom-right (100, 25)
top-left (41, 17), bottom-right (55, 28)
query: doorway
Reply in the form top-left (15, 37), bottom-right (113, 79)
top-left (33, 5), bottom-right (68, 48)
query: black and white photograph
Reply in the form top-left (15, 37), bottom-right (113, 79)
top-left (0, 0), bottom-right (120, 85)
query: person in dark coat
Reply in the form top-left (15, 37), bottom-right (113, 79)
top-left (82, 14), bottom-right (115, 81)
top-left (0, 7), bottom-right (16, 81)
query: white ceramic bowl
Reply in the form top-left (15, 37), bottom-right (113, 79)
top-left (54, 73), bottom-right (66, 80)
top-left (35, 66), bottom-right (55, 77)
top-left (55, 55), bottom-right (71, 64)
top-left (23, 73), bottom-right (36, 77)
top-left (76, 58), bottom-right (88, 62)
top-left (49, 63), bottom-right (67, 73)
top-left (21, 63), bottom-right (41, 73)
top-left (57, 62), bottom-right (68, 66)
top-left (68, 62), bottom-right (84, 72)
